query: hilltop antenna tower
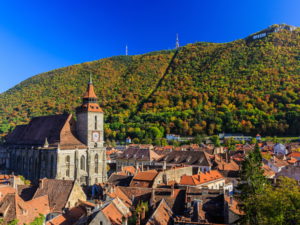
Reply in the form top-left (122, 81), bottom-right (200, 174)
top-left (126, 44), bottom-right (128, 56)
top-left (176, 34), bottom-right (179, 49)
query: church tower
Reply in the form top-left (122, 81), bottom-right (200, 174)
top-left (76, 73), bottom-right (104, 148)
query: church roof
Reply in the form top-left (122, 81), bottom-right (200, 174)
top-left (7, 114), bottom-right (86, 149)
top-left (83, 82), bottom-right (98, 99)
top-left (76, 103), bottom-right (103, 113)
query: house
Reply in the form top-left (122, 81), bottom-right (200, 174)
top-left (46, 200), bottom-right (93, 225)
top-left (287, 152), bottom-right (300, 166)
top-left (262, 156), bottom-right (289, 173)
top-left (155, 151), bottom-right (213, 174)
top-left (274, 143), bottom-right (288, 155)
top-left (262, 164), bottom-right (275, 178)
top-left (89, 197), bottom-right (131, 225)
top-left (0, 193), bottom-right (50, 225)
top-left (145, 199), bottom-right (175, 225)
top-left (129, 170), bottom-right (159, 188)
top-left (129, 165), bottom-right (193, 188)
top-left (179, 170), bottom-right (231, 192)
top-left (256, 133), bottom-right (261, 141)
top-left (116, 148), bottom-right (160, 171)
top-left (275, 165), bottom-right (300, 181)
top-left (126, 137), bottom-right (131, 144)
top-left (166, 134), bottom-right (180, 141)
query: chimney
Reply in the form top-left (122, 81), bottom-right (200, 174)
top-left (197, 167), bottom-right (201, 174)
top-left (147, 166), bottom-right (149, 171)
top-left (39, 179), bottom-right (43, 189)
top-left (163, 160), bottom-right (167, 170)
top-left (120, 164), bottom-right (123, 172)
top-left (136, 212), bottom-right (140, 225)
top-left (135, 163), bottom-right (139, 174)
top-left (222, 164), bottom-right (225, 170)
top-left (122, 215), bottom-right (127, 225)
top-left (141, 206), bottom-right (146, 223)
top-left (171, 184), bottom-right (174, 196)
top-left (131, 195), bottom-right (135, 204)
top-left (112, 185), bottom-right (116, 193)
top-left (141, 162), bottom-right (144, 172)
top-left (229, 196), bottom-right (233, 206)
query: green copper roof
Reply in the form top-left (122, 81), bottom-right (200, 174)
top-left (89, 72), bottom-right (93, 85)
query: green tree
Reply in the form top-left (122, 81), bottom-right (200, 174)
top-left (193, 133), bottom-right (201, 145)
top-left (273, 136), bottom-right (278, 144)
top-left (259, 176), bottom-right (300, 224)
top-left (30, 213), bottom-right (45, 225)
top-left (210, 135), bottom-right (220, 147)
top-left (105, 139), bottom-right (111, 146)
top-left (161, 138), bottom-right (168, 146)
top-left (172, 140), bottom-right (180, 147)
top-left (250, 137), bottom-right (256, 144)
top-left (132, 138), bottom-right (140, 144)
top-left (112, 140), bottom-right (116, 147)
top-left (237, 148), bottom-right (266, 224)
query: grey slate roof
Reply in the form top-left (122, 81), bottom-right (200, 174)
top-left (155, 151), bottom-right (213, 167)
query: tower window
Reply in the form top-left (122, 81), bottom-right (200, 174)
top-left (95, 116), bottom-right (97, 130)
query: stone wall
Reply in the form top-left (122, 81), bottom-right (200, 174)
top-left (153, 166), bottom-right (193, 188)
top-left (67, 180), bottom-right (87, 208)
top-left (275, 165), bottom-right (300, 181)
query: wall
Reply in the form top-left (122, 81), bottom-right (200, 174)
top-left (90, 210), bottom-right (111, 225)
top-left (67, 180), bottom-right (87, 208)
top-left (276, 165), bottom-right (300, 181)
top-left (153, 166), bottom-right (193, 188)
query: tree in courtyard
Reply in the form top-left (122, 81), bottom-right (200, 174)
top-left (237, 146), bottom-right (266, 224)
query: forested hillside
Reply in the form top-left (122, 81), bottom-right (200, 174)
top-left (1, 24), bottom-right (300, 143)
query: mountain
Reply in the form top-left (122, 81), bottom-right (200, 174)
top-left (1, 24), bottom-right (300, 143)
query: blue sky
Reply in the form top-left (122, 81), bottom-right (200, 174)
top-left (1, 0), bottom-right (300, 94)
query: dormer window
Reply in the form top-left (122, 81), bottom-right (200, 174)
top-left (164, 156), bottom-right (169, 161)
top-left (133, 154), bottom-right (136, 158)
top-left (186, 156), bottom-right (192, 162)
top-left (174, 156), bottom-right (180, 162)
top-left (198, 158), bottom-right (204, 163)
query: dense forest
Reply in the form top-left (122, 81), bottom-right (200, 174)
top-left (1, 24), bottom-right (300, 144)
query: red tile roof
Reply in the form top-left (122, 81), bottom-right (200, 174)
top-left (225, 196), bottom-right (244, 215)
top-left (288, 152), bottom-right (300, 158)
top-left (145, 199), bottom-right (174, 225)
top-left (47, 205), bottom-right (86, 225)
top-left (180, 170), bottom-right (224, 186)
top-left (0, 185), bottom-right (16, 201)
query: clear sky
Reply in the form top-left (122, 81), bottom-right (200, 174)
top-left (1, 0), bottom-right (300, 94)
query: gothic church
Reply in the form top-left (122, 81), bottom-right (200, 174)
top-left (0, 74), bottom-right (107, 185)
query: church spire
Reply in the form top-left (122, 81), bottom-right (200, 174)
top-left (89, 72), bottom-right (93, 85)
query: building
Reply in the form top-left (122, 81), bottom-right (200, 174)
top-left (256, 134), bottom-right (261, 141)
top-left (126, 137), bottom-right (131, 144)
top-left (179, 170), bottom-right (231, 192)
top-left (274, 143), bottom-right (288, 155)
top-left (166, 134), bottom-right (180, 141)
top-left (116, 148), bottom-right (160, 171)
top-left (218, 132), bottom-right (251, 142)
top-left (1, 74), bottom-right (107, 185)
top-left (155, 151), bottom-right (213, 173)
top-left (262, 156), bottom-right (289, 173)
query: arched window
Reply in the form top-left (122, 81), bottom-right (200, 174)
top-left (66, 169), bottom-right (70, 177)
top-left (50, 155), bottom-right (54, 178)
top-left (66, 155), bottom-right (70, 165)
top-left (35, 158), bottom-right (39, 179)
top-left (95, 116), bottom-right (97, 130)
top-left (17, 155), bottom-right (22, 173)
top-left (23, 156), bottom-right (27, 171)
top-left (42, 153), bottom-right (47, 169)
top-left (95, 154), bottom-right (98, 174)
top-left (29, 157), bottom-right (33, 172)
top-left (80, 156), bottom-right (85, 171)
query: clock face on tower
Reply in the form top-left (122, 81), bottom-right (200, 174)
top-left (92, 131), bottom-right (100, 142)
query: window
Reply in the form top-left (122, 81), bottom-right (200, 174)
top-left (95, 154), bottom-right (98, 174)
top-left (158, 179), bottom-right (161, 184)
top-left (215, 185), bottom-right (217, 189)
top-left (81, 155), bottom-right (85, 171)
top-left (95, 116), bottom-right (97, 130)
top-left (100, 222), bottom-right (103, 225)
top-left (50, 155), bottom-right (54, 178)
top-left (66, 169), bottom-right (70, 177)
top-left (66, 156), bottom-right (70, 164)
